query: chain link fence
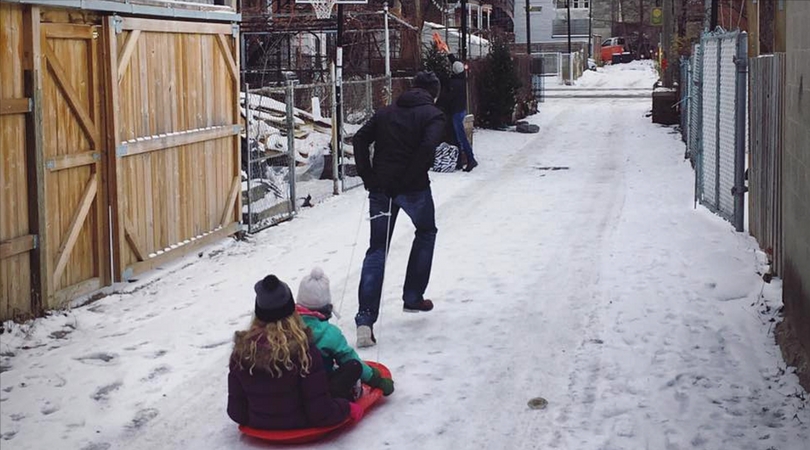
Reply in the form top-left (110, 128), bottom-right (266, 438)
top-left (242, 81), bottom-right (336, 233)
top-left (685, 43), bottom-right (703, 167)
top-left (340, 76), bottom-right (392, 191)
top-left (685, 30), bottom-right (747, 231)
top-left (241, 62), bottom-right (407, 233)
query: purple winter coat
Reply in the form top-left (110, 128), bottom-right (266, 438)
top-left (227, 340), bottom-right (350, 430)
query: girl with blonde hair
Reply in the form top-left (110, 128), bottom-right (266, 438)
top-left (227, 274), bottom-right (359, 430)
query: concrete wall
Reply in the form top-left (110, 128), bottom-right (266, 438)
top-left (780, 0), bottom-right (810, 388)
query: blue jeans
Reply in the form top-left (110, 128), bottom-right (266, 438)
top-left (356, 189), bottom-right (437, 327)
top-left (452, 111), bottom-right (475, 163)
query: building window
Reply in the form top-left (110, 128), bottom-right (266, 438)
top-left (556, 0), bottom-right (589, 8)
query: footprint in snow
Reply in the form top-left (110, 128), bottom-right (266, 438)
top-left (128, 408), bottom-right (159, 430)
top-left (198, 340), bottom-right (230, 349)
top-left (41, 401), bottom-right (60, 415)
top-left (134, 312), bottom-right (159, 322)
top-left (80, 442), bottom-right (111, 450)
top-left (92, 382), bottom-right (122, 401)
top-left (75, 353), bottom-right (119, 366)
top-left (141, 365), bottom-right (171, 382)
top-left (49, 328), bottom-right (74, 339)
top-left (144, 350), bottom-right (167, 359)
top-left (123, 342), bottom-right (149, 351)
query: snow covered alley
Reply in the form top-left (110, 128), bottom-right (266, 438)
top-left (1, 62), bottom-right (808, 450)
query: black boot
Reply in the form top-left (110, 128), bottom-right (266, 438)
top-left (463, 159), bottom-right (478, 172)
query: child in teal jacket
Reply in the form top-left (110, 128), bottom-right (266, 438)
top-left (297, 267), bottom-right (394, 399)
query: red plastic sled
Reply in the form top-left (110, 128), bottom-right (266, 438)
top-left (238, 361), bottom-right (391, 444)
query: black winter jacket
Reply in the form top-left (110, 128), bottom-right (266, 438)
top-left (353, 88), bottom-right (445, 195)
top-left (445, 73), bottom-right (467, 114)
top-left (227, 341), bottom-right (350, 430)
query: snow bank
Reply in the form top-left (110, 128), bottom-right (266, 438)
top-left (573, 60), bottom-right (659, 89)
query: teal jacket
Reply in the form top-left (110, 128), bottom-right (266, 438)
top-left (297, 306), bottom-right (374, 382)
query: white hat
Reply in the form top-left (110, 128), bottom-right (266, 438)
top-left (452, 61), bottom-right (465, 74)
top-left (297, 267), bottom-right (331, 310)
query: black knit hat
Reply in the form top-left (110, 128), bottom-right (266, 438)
top-left (412, 71), bottom-right (441, 100)
top-left (254, 275), bottom-right (295, 323)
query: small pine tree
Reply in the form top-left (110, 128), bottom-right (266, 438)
top-left (421, 42), bottom-right (451, 85)
top-left (477, 37), bottom-right (521, 128)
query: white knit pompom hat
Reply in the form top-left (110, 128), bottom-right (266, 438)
top-left (297, 267), bottom-right (332, 310)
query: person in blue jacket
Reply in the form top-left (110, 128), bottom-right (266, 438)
top-left (296, 267), bottom-right (395, 399)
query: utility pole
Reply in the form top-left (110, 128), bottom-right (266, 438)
top-left (662, 0), bottom-right (672, 86)
top-left (525, 0), bottom-right (532, 55)
top-left (710, 0), bottom-right (719, 30)
top-left (587, 0), bottom-right (592, 60)
top-left (461, 0), bottom-right (468, 60)
top-left (567, 0), bottom-right (572, 54)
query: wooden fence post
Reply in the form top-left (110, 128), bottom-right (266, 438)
top-left (23, 5), bottom-right (48, 313)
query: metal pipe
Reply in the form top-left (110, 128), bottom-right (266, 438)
top-left (384, 1), bottom-right (390, 78)
top-left (331, 63), bottom-right (340, 195)
top-left (525, 0), bottom-right (531, 55)
top-left (285, 81), bottom-right (297, 215)
top-left (461, 0), bottom-right (468, 59)
top-left (336, 4), bottom-right (344, 191)
top-left (733, 32), bottom-right (749, 232)
top-left (245, 83), bottom-right (252, 231)
top-left (567, 0), bottom-right (572, 54)
top-left (365, 74), bottom-right (373, 117)
top-left (587, 0), bottom-right (592, 60)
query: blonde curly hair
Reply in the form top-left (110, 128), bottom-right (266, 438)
top-left (231, 313), bottom-right (313, 377)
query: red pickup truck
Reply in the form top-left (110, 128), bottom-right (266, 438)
top-left (600, 37), bottom-right (628, 64)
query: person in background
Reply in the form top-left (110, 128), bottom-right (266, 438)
top-left (446, 56), bottom-right (478, 172)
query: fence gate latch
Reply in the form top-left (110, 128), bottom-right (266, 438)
top-left (732, 185), bottom-right (748, 196)
top-left (733, 55), bottom-right (748, 73)
top-left (231, 23), bottom-right (239, 38)
top-left (112, 16), bottom-right (123, 35)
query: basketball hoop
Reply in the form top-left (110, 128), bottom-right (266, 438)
top-left (297, 0), bottom-right (367, 20)
top-left (310, 0), bottom-right (336, 19)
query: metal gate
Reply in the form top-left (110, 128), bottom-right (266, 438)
top-left (240, 30), bottom-right (394, 234)
top-left (695, 30), bottom-right (748, 231)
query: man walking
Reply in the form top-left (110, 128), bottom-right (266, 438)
top-left (352, 72), bottom-right (445, 348)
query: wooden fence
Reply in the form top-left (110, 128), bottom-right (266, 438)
top-left (108, 16), bottom-right (241, 280)
top-left (0, 2), bottom-right (241, 321)
top-left (1, 3), bottom-right (37, 319)
top-left (749, 53), bottom-right (785, 274)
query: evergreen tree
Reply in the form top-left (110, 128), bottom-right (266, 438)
top-left (421, 42), bottom-right (451, 85)
top-left (477, 37), bottom-right (521, 128)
